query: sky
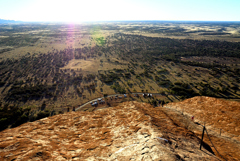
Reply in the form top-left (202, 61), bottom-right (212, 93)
top-left (0, 0), bottom-right (240, 22)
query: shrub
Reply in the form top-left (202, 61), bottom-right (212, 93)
top-left (111, 83), bottom-right (126, 94)
top-left (36, 111), bottom-right (50, 120)
top-left (104, 94), bottom-right (108, 97)
top-left (170, 84), bottom-right (197, 98)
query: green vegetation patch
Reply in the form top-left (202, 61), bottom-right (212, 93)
top-left (96, 37), bottom-right (106, 46)
top-left (111, 83), bottom-right (126, 94)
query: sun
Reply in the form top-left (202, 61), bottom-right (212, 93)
top-left (25, 0), bottom-right (113, 23)
top-left (11, 0), bottom-right (130, 22)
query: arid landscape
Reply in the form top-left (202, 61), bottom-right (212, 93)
top-left (1, 22), bottom-right (240, 115)
top-left (0, 21), bottom-right (240, 160)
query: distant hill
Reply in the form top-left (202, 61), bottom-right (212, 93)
top-left (0, 18), bottom-right (23, 24)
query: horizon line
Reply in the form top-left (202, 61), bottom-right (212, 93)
top-left (1, 18), bottom-right (240, 24)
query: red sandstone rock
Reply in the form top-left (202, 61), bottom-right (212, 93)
top-left (0, 100), bottom-right (227, 160)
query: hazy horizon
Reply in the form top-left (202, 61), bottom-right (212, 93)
top-left (0, 0), bottom-right (240, 23)
top-left (1, 19), bottom-right (240, 25)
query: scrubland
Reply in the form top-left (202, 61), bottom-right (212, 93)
top-left (1, 21), bottom-right (240, 130)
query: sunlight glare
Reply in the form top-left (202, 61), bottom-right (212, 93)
top-left (28, 0), bottom-right (114, 22)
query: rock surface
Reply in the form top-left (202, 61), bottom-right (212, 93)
top-left (1, 101), bottom-right (220, 160)
top-left (167, 96), bottom-right (240, 161)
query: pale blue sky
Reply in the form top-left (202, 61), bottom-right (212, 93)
top-left (0, 0), bottom-right (239, 22)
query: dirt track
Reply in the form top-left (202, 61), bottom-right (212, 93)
top-left (75, 93), bottom-right (169, 111)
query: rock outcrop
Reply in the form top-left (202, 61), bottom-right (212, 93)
top-left (0, 101), bottom-right (221, 160)
top-left (167, 96), bottom-right (240, 161)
